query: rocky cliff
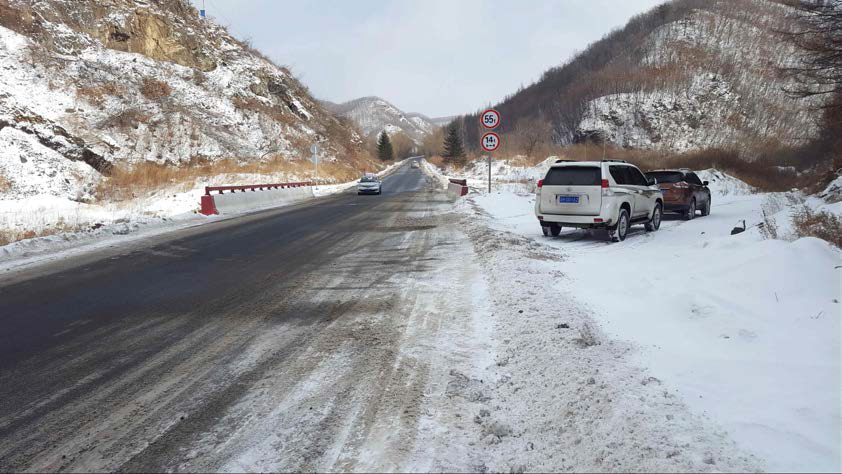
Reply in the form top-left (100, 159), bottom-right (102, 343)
top-left (0, 0), bottom-right (366, 200)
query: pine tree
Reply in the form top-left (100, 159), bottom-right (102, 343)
top-left (442, 123), bottom-right (465, 166)
top-left (377, 131), bottom-right (394, 162)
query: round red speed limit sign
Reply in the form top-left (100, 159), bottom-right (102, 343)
top-left (481, 109), bottom-right (500, 129)
top-left (480, 132), bottom-right (501, 152)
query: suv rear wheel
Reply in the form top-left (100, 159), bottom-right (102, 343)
top-left (645, 203), bottom-right (662, 232)
top-left (684, 198), bottom-right (696, 220)
top-left (700, 197), bottom-right (711, 216)
top-left (541, 223), bottom-right (562, 237)
top-left (610, 209), bottom-right (630, 242)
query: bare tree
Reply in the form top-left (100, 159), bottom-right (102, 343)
top-left (781, 0), bottom-right (842, 106)
top-left (513, 117), bottom-right (553, 158)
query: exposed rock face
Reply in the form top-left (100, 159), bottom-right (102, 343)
top-left (98, 9), bottom-right (218, 72)
top-left (0, 0), bottom-right (365, 199)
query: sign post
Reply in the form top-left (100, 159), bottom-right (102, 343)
top-left (310, 144), bottom-right (319, 183)
top-left (480, 109), bottom-right (501, 193)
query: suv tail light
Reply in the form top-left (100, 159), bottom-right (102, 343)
top-left (537, 179), bottom-right (544, 188)
top-left (601, 178), bottom-right (612, 197)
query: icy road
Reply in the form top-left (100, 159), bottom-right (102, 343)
top-left (0, 164), bottom-right (490, 472)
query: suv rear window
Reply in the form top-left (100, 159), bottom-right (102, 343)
top-left (646, 171), bottom-right (684, 184)
top-left (543, 167), bottom-right (601, 186)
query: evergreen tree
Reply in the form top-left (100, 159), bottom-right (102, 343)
top-left (377, 131), bottom-right (394, 162)
top-left (442, 123), bottom-right (465, 166)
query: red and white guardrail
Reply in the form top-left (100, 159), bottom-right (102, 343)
top-left (200, 182), bottom-right (313, 215)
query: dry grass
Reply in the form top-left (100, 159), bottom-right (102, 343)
top-left (0, 219), bottom-right (85, 246)
top-left (232, 96), bottom-right (297, 127)
top-left (76, 83), bottom-right (124, 107)
top-left (140, 78), bottom-right (172, 100)
top-left (0, 171), bottom-right (11, 194)
top-left (96, 152), bottom-right (380, 201)
top-left (793, 206), bottom-right (842, 248)
top-left (426, 155), bottom-right (445, 168)
top-left (548, 144), bottom-right (803, 192)
top-left (98, 107), bottom-right (152, 130)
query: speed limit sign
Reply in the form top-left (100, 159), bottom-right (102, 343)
top-left (480, 132), bottom-right (501, 152)
top-left (481, 109), bottom-right (500, 129)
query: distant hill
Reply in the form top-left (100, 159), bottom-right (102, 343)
top-left (320, 96), bottom-right (436, 143)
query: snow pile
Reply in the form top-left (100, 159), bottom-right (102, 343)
top-left (447, 198), bottom-right (761, 472)
top-left (463, 184), bottom-right (841, 472)
top-left (697, 169), bottom-right (755, 196)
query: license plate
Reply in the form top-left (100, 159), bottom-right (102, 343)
top-left (558, 195), bottom-right (579, 204)
top-left (660, 189), bottom-right (668, 193)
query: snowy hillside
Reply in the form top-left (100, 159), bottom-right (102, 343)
top-left (577, 1), bottom-right (822, 154)
top-left (321, 96), bottom-right (435, 143)
top-left (0, 0), bottom-right (364, 202)
top-left (458, 0), bottom-right (823, 157)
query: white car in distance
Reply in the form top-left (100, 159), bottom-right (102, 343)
top-left (357, 175), bottom-right (382, 195)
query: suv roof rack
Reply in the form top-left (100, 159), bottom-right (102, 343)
top-left (678, 167), bottom-right (692, 171)
top-left (602, 159), bottom-right (627, 163)
top-left (554, 159), bottom-right (577, 163)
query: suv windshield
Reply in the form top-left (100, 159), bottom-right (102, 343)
top-left (646, 171), bottom-right (684, 184)
top-left (360, 176), bottom-right (378, 182)
top-left (544, 167), bottom-right (601, 186)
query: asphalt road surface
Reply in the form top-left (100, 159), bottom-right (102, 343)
top-left (0, 162), bottom-right (482, 472)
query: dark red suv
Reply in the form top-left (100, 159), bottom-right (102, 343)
top-left (644, 169), bottom-right (711, 220)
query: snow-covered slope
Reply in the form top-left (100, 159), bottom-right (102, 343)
top-left (575, 0), bottom-right (822, 154)
top-left (0, 0), bottom-right (364, 201)
top-left (460, 0), bottom-right (823, 158)
top-left (321, 96), bottom-right (435, 143)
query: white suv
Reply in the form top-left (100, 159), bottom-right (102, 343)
top-left (534, 160), bottom-right (663, 242)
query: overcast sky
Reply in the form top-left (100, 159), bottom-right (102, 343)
top-left (190, 0), bottom-right (665, 118)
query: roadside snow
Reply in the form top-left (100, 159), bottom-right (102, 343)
top-left (465, 186), bottom-right (841, 472)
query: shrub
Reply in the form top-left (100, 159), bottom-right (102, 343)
top-left (793, 206), bottom-right (842, 248)
top-left (140, 78), bottom-right (172, 100)
top-left (0, 171), bottom-right (11, 193)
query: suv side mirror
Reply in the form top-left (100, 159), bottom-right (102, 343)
top-left (702, 181), bottom-right (709, 186)
top-left (647, 177), bottom-right (657, 186)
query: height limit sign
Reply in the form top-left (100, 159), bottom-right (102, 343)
top-left (480, 109), bottom-right (500, 192)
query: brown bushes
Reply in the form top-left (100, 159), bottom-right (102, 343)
top-left (793, 206), bottom-right (842, 248)
top-left (0, 171), bottom-right (11, 193)
top-left (232, 96), bottom-right (295, 127)
top-left (140, 78), bottom-right (172, 100)
top-left (0, 219), bottom-right (85, 247)
top-left (76, 83), bottom-right (123, 107)
top-left (98, 107), bottom-right (152, 130)
top-left (96, 151), bottom-right (382, 202)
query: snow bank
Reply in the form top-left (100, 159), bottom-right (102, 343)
top-left (466, 187), bottom-right (841, 472)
